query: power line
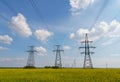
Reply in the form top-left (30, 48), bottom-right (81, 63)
top-left (0, 0), bottom-right (54, 51)
top-left (0, 0), bottom-right (17, 14)
top-left (0, 14), bottom-right (9, 22)
top-left (28, 0), bottom-right (59, 44)
top-left (69, 0), bottom-right (109, 36)
top-left (89, 0), bottom-right (109, 30)
top-left (0, 0), bottom-right (55, 55)
top-left (68, 1), bottom-right (108, 65)
top-left (61, 0), bottom-right (109, 56)
top-left (28, 0), bottom-right (62, 60)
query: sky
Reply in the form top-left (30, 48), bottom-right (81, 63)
top-left (0, 0), bottom-right (120, 68)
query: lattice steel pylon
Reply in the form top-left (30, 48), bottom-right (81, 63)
top-left (26, 46), bottom-right (37, 67)
top-left (79, 33), bottom-right (95, 68)
top-left (53, 45), bottom-right (64, 68)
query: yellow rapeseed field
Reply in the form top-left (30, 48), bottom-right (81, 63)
top-left (0, 68), bottom-right (120, 82)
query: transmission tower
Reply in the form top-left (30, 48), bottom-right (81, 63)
top-left (72, 59), bottom-right (76, 68)
top-left (26, 46), bottom-right (37, 67)
top-left (53, 45), bottom-right (64, 68)
top-left (79, 33), bottom-right (95, 68)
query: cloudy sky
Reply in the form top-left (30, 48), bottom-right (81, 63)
top-left (0, 0), bottom-right (120, 68)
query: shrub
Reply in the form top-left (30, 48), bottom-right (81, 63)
top-left (24, 66), bottom-right (36, 69)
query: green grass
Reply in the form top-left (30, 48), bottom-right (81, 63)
top-left (0, 68), bottom-right (120, 82)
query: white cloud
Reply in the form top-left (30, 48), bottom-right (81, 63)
top-left (70, 27), bottom-right (102, 41)
top-left (34, 29), bottom-right (53, 42)
top-left (0, 58), bottom-right (25, 62)
top-left (63, 46), bottom-right (71, 50)
top-left (9, 13), bottom-right (32, 37)
top-left (110, 54), bottom-right (120, 57)
top-left (69, 0), bottom-right (95, 15)
top-left (0, 57), bottom-right (26, 67)
top-left (35, 46), bottom-right (47, 56)
top-left (101, 20), bottom-right (120, 45)
top-left (14, 58), bottom-right (25, 61)
top-left (0, 58), bottom-right (12, 62)
top-left (102, 38), bottom-right (114, 46)
top-left (0, 35), bottom-right (13, 44)
top-left (70, 20), bottom-right (120, 45)
top-left (0, 46), bottom-right (9, 50)
top-left (70, 33), bottom-right (75, 39)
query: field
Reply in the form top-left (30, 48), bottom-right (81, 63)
top-left (0, 68), bottom-right (120, 82)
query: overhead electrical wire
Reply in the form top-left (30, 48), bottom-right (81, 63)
top-left (29, 0), bottom-right (59, 44)
top-left (0, 0), bottom-right (17, 14)
top-left (0, 0), bottom-right (109, 50)
top-left (0, 14), bottom-right (9, 22)
top-left (0, 0), bottom-right (38, 48)
top-left (20, 0), bottom-right (57, 50)
top-left (60, 0), bottom-right (109, 50)
top-left (0, 0), bottom-right (17, 22)
top-left (0, 0), bottom-right (53, 52)
top-left (0, 0), bottom-right (116, 67)
top-left (68, 0), bottom-right (109, 67)
top-left (88, 0), bottom-right (109, 30)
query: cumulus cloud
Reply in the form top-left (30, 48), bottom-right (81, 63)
top-left (0, 46), bottom-right (9, 50)
top-left (63, 46), bottom-right (71, 50)
top-left (35, 46), bottom-right (47, 56)
top-left (9, 13), bottom-right (32, 37)
top-left (70, 33), bottom-right (75, 39)
top-left (70, 20), bottom-right (120, 45)
top-left (34, 29), bottom-right (53, 42)
top-left (0, 35), bottom-right (13, 44)
top-left (69, 0), bottom-right (95, 15)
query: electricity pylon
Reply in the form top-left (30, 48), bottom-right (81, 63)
top-left (79, 33), bottom-right (95, 68)
top-left (53, 45), bottom-right (64, 68)
top-left (26, 46), bottom-right (37, 67)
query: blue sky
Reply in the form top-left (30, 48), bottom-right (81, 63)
top-left (0, 0), bottom-right (120, 68)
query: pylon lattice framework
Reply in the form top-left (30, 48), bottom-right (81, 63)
top-left (79, 33), bottom-right (95, 68)
top-left (53, 45), bottom-right (64, 68)
top-left (26, 46), bottom-right (37, 67)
